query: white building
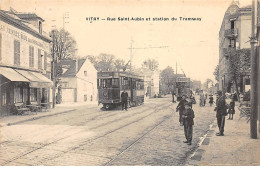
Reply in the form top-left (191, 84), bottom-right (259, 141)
top-left (59, 58), bottom-right (97, 103)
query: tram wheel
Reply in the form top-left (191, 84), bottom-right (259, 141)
top-left (104, 104), bottom-right (110, 110)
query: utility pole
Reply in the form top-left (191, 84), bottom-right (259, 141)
top-left (51, 30), bottom-right (56, 109)
top-left (250, 0), bottom-right (258, 139)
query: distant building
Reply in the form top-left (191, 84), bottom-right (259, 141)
top-left (218, 2), bottom-right (251, 93)
top-left (58, 58), bottom-right (97, 103)
top-left (0, 9), bottom-right (52, 116)
top-left (134, 67), bottom-right (160, 98)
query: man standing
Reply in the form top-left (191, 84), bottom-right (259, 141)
top-left (171, 90), bottom-right (176, 103)
top-left (182, 102), bottom-right (195, 145)
top-left (176, 95), bottom-right (188, 126)
top-left (121, 90), bottom-right (128, 111)
top-left (214, 91), bottom-right (227, 136)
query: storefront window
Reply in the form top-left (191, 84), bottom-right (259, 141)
top-left (14, 87), bottom-right (23, 103)
top-left (30, 88), bottom-right (37, 102)
top-left (1, 90), bottom-right (6, 105)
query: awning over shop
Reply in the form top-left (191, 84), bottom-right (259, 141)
top-left (0, 67), bottom-right (29, 82)
top-left (15, 69), bottom-right (53, 88)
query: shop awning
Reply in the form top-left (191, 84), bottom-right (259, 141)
top-left (0, 67), bottom-right (29, 82)
top-left (15, 69), bottom-right (53, 88)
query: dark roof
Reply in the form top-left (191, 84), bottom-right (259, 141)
top-left (59, 59), bottom-right (86, 77)
top-left (16, 13), bottom-right (44, 21)
top-left (0, 10), bottom-right (51, 42)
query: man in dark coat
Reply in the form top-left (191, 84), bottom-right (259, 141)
top-left (171, 90), bottom-right (176, 103)
top-left (214, 90), bottom-right (227, 136)
top-left (121, 90), bottom-right (128, 111)
top-left (176, 95), bottom-right (188, 126)
top-left (182, 102), bottom-right (195, 145)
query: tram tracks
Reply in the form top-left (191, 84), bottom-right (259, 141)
top-left (2, 101), bottom-right (172, 165)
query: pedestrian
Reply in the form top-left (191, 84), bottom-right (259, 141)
top-left (214, 90), bottom-right (227, 136)
top-left (176, 95), bottom-right (188, 126)
top-left (199, 92), bottom-right (204, 107)
top-left (228, 97), bottom-right (235, 120)
top-left (172, 90), bottom-right (176, 103)
top-left (204, 93), bottom-right (207, 106)
top-left (209, 94), bottom-right (214, 107)
top-left (121, 90), bottom-right (128, 111)
top-left (182, 102), bottom-right (195, 145)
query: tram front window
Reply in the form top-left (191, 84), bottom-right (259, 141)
top-left (98, 78), bottom-right (119, 88)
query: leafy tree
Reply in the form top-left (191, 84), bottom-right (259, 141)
top-left (160, 66), bottom-right (175, 94)
top-left (228, 48), bottom-right (250, 102)
top-left (85, 54), bottom-right (126, 72)
top-left (213, 65), bottom-right (219, 81)
top-left (142, 58), bottom-right (159, 71)
top-left (114, 59), bottom-right (126, 71)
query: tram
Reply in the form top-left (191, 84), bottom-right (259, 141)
top-left (97, 71), bottom-right (145, 110)
top-left (175, 77), bottom-right (191, 101)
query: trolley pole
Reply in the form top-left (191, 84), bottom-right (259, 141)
top-left (250, 0), bottom-right (258, 139)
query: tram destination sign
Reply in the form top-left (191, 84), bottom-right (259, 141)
top-left (176, 77), bottom-right (190, 82)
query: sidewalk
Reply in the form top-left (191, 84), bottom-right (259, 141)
top-left (0, 106), bottom-right (76, 127)
top-left (185, 106), bottom-right (260, 166)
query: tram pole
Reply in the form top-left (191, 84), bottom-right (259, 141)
top-left (250, 0), bottom-right (258, 139)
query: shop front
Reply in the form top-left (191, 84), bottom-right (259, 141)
top-left (0, 67), bottom-right (53, 116)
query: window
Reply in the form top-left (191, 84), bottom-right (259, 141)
top-left (1, 90), bottom-right (6, 105)
top-left (30, 88), bottom-right (37, 102)
top-left (14, 86), bottom-right (23, 103)
top-left (44, 51), bottom-right (47, 70)
top-left (29, 46), bottom-right (34, 67)
top-left (14, 40), bottom-right (20, 65)
top-left (231, 20), bottom-right (235, 29)
top-left (112, 78), bottom-right (119, 88)
top-left (0, 33), bottom-right (2, 61)
top-left (39, 21), bottom-right (42, 34)
top-left (38, 49), bottom-right (42, 69)
top-left (84, 71), bottom-right (87, 76)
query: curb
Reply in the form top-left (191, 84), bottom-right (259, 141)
top-left (2, 109), bottom-right (76, 127)
top-left (185, 120), bottom-right (217, 165)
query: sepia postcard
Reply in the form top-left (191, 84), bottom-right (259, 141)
top-left (0, 0), bottom-right (259, 166)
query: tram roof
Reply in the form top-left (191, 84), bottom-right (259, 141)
top-left (98, 71), bottom-right (144, 79)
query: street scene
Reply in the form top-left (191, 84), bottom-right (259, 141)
top-left (0, 0), bottom-right (260, 166)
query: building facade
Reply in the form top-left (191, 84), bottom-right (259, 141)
top-left (0, 9), bottom-right (52, 116)
top-left (218, 2), bottom-right (251, 94)
top-left (59, 58), bottom-right (97, 103)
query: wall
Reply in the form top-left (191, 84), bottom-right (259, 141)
top-left (0, 20), bottom-right (51, 75)
top-left (240, 14), bottom-right (251, 49)
top-left (76, 59), bottom-right (97, 102)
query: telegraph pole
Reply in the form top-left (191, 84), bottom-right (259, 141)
top-left (250, 0), bottom-right (258, 139)
top-left (51, 30), bottom-right (56, 109)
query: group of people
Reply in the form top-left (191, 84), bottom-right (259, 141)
top-left (175, 90), bottom-right (236, 145)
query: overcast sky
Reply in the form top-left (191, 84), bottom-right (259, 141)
top-left (0, 0), bottom-right (251, 83)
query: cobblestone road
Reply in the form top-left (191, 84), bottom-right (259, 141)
top-left (0, 95), bottom-right (216, 166)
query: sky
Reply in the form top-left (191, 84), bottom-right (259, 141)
top-left (0, 0), bottom-right (252, 83)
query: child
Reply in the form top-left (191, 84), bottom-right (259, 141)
top-left (182, 102), bottom-right (195, 145)
top-left (228, 98), bottom-right (235, 120)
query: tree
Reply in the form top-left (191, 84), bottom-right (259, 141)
top-left (85, 53), bottom-right (126, 72)
top-left (114, 59), bottom-right (126, 71)
top-left (228, 48), bottom-right (250, 102)
top-left (160, 66), bottom-right (175, 94)
top-left (213, 65), bottom-right (219, 81)
top-left (142, 58), bottom-right (159, 71)
top-left (51, 28), bottom-right (78, 60)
